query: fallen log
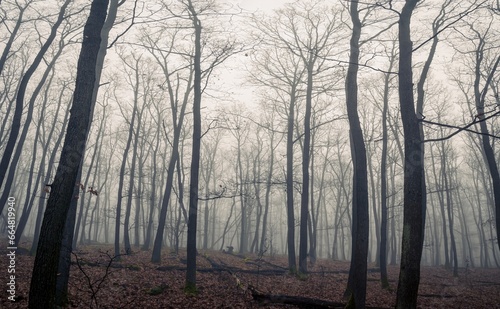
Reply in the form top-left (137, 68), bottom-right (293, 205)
top-left (249, 285), bottom-right (344, 308)
top-left (249, 285), bottom-right (391, 309)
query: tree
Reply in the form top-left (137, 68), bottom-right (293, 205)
top-left (150, 68), bottom-right (190, 261)
top-left (469, 21), bottom-right (500, 251)
top-left (250, 0), bottom-right (341, 273)
top-left (377, 39), bottom-right (397, 289)
top-left (182, 0), bottom-right (238, 290)
top-left (0, 0), bottom-right (71, 213)
top-left (28, 0), bottom-right (109, 307)
top-left (395, 1), bottom-right (425, 308)
top-left (287, 1), bottom-right (340, 275)
top-left (344, 1), bottom-right (369, 307)
top-left (114, 55), bottom-right (139, 258)
top-left (184, 0), bottom-right (202, 291)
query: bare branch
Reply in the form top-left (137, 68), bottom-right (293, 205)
top-left (412, 1), bottom-right (488, 53)
top-left (421, 109), bottom-right (500, 143)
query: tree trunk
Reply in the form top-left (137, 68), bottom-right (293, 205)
top-left (55, 166), bottom-right (83, 306)
top-left (396, 1), bottom-right (425, 308)
top-left (298, 58), bottom-right (313, 274)
top-left (286, 82), bottom-right (298, 273)
top-left (0, 0), bottom-right (71, 198)
top-left (344, 1), bottom-right (369, 307)
top-left (379, 41), bottom-right (396, 289)
top-left (28, 1), bottom-right (108, 307)
top-left (142, 128), bottom-right (160, 250)
top-left (185, 0), bottom-right (202, 290)
top-left (474, 50), bottom-right (500, 251)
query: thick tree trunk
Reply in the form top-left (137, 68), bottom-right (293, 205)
top-left (55, 166), bottom-right (83, 306)
top-left (396, 1), bottom-right (426, 308)
top-left (28, 1), bottom-right (108, 307)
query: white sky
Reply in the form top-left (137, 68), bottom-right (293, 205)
top-left (229, 0), bottom-right (291, 12)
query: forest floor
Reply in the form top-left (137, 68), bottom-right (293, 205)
top-left (1, 241), bottom-right (500, 308)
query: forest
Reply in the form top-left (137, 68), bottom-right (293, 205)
top-left (0, 0), bottom-right (499, 308)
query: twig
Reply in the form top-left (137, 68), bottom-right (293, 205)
top-left (72, 250), bottom-right (123, 308)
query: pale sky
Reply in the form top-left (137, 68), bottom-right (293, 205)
top-left (229, 0), bottom-right (291, 12)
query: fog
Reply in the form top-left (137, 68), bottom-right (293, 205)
top-left (1, 0), bottom-right (499, 307)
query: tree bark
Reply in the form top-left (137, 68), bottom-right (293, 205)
top-left (396, 1), bottom-right (426, 308)
top-left (28, 1), bottom-right (108, 307)
top-left (344, 1), bottom-right (369, 307)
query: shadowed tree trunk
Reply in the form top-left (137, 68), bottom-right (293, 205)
top-left (344, 1), bottom-right (369, 307)
top-left (185, 0), bottom-right (202, 291)
top-left (28, 1), bottom-right (108, 307)
top-left (474, 47), bottom-right (500, 251)
top-left (286, 82), bottom-right (298, 273)
top-left (396, 1), bottom-right (426, 308)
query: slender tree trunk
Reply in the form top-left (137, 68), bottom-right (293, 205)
top-left (344, 1), bottom-right (369, 307)
top-left (115, 94), bottom-right (137, 259)
top-left (185, 0), bottom-right (202, 290)
top-left (0, 0), bottom-right (31, 75)
top-left (298, 57), bottom-right (313, 273)
top-left (379, 42), bottom-right (395, 288)
top-left (0, 0), bottom-right (71, 197)
top-left (286, 83), bottom-right (298, 273)
top-left (474, 51), bottom-right (500, 251)
top-left (142, 129), bottom-right (160, 250)
top-left (442, 151), bottom-right (458, 276)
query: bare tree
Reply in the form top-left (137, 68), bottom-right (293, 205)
top-left (343, 0), bottom-right (369, 307)
top-left (395, 1), bottom-right (425, 307)
top-left (0, 0), bottom-right (71, 212)
top-left (28, 0), bottom-right (109, 307)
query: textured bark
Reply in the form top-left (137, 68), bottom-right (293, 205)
top-left (396, 1), bottom-right (425, 308)
top-left (28, 1), bottom-right (108, 308)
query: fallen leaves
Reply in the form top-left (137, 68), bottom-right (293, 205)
top-left (1, 242), bottom-right (500, 308)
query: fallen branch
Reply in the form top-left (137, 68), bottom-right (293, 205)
top-left (249, 284), bottom-right (343, 308)
top-left (419, 294), bottom-right (454, 298)
top-left (249, 285), bottom-right (390, 309)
